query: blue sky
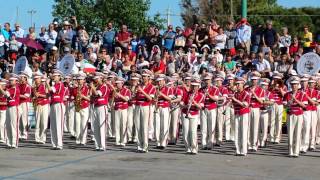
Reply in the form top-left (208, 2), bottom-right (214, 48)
top-left (0, 0), bottom-right (319, 31)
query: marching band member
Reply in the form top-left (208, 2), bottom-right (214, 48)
top-left (74, 73), bottom-right (91, 145)
top-left (168, 74), bottom-right (183, 145)
top-left (18, 72), bottom-right (31, 140)
top-left (0, 74), bottom-right (20, 148)
top-left (0, 79), bottom-right (8, 143)
top-left (269, 72), bottom-right (286, 143)
top-left (149, 74), bottom-right (156, 141)
top-left (181, 77), bottom-right (204, 154)
top-left (134, 69), bottom-right (155, 153)
top-left (200, 73), bottom-right (219, 150)
top-left (33, 73), bottom-right (50, 144)
top-left (283, 76), bottom-right (307, 157)
top-left (127, 73), bottom-right (140, 143)
top-left (63, 75), bottom-right (71, 135)
top-left (316, 74), bottom-right (320, 145)
top-left (308, 76), bottom-right (318, 151)
top-left (90, 72), bottom-right (110, 151)
top-left (106, 72), bottom-right (117, 138)
top-left (113, 76), bottom-right (131, 146)
top-left (47, 70), bottom-right (65, 150)
top-left (231, 77), bottom-right (250, 156)
top-left (215, 73), bottom-right (229, 146)
top-left (154, 74), bottom-right (173, 149)
top-left (300, 74), bottom-right (315, 153)
top-left (225, 73), bottom-right (236, 141)
top-left (248, 71), bottom-right (265, 151)
top-left (259, 78), bottom-right (274, 147)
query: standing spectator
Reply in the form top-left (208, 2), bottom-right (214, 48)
top-left (174, 26), bottom-right (186, 50)
top-left (130, 33), bottom-right (139, 53)
top-left (279, 27), bottom-right (291, 54)
top-left (58, 21), bottom-right (74, 50)
top-left (27, 27), bottom-right (37, 40)
top-left (215, 27), bottom-right (227, 51)
top-left (195, 24), bottom-right (208, 48)
top-left (1, 23), bottom-right (12, 40)
top-left (102, 22), bottom-right (116, 54)
top-left (12, 23), bottom-right (24, 38)
top-left (301, 25), bottom-right (313, 53)
top-left (184, 24), bottom-right (197, 49)
top-left (9, 34), bottom-right (19, 61)
top-left (116, 24), bottom-right (131, 51)
top-left (46, 23), bottom-right (57, 52)
top-left (236, 18), bottom-right (252, 53)
top-left (37, 27), bottom-right (48, 48)
top-left (208, 18), bottom-right (220, 47)
top-left (289, 36), bottom-right (299, 56)
top-left (225, 20), bottom-right (237, 56)
top-left (77, 25), bottom-right (89, 53)
top-left (163, 25), bottom-right (176, 51)
top-left (0, 31), bottom-right (5, 58)
top-left (251, 25), bottom-right (263, 53)
top-left (262, 20), bottom-right (278, 51)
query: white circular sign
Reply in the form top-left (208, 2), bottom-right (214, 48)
top-left (297, 52), bottom-right (320, 75)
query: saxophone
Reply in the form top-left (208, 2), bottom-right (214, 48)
top-left (75, 86), bottom-right (82, 112)
top-left (32, 84), bottom-right (38, 109)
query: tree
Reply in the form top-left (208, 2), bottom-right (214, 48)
top-left (52, 0), bottom-right (165, 34)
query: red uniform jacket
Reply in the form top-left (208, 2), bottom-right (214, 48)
top-left (114, 87), bottom-right (131, 110)
top-left (182, 91), bottom-right (205, 116)
top-left (34, 84), bottom-right (49, 105)
top-left (233, 90), bottom-right (250, 116)
top-left (201, 86), bottom-right (219, 110)
top-left (157, 86), bottom-right (173, 108)
top-left (51, 82), bottom-right (65, 104)
top-left (19, 83), bottom-right (31, 104)
top-left (135, 83), bottom-right (156, 106)
top-left (7, 85), bottom-right (20, 107)
top-left (283, 90), bottom-right (308, 116)
top-left (93, 84), bottom-right (110, 106)
top-left (248, 86), bottom-right (265, 108)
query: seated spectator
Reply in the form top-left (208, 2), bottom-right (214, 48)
top-left (252, 52), bottom-right (271, 77)
top-left (223, 54), bottom-right (236, 73)
top-left (136, 55), bottom-right (149, 70)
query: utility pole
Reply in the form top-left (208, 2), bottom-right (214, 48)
top-left (27, 10), bottom-right (36, 28)
top-left (241, 0), bottom-right (247, 19)
top-left (16, 6), bottom-right (19, 23)
top-left (166, 6), bottom-right (170, 27)
top-left (230, 0), bottom-right (233, 20)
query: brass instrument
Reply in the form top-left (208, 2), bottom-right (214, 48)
top-left (154, 86), bottom-right (161, 114)
top-left (75, 86), bottom-right (82, 112)
top-left (32, 83), bottom-right (39, 109)
top-left (185, 91), bottom-right (196, 118)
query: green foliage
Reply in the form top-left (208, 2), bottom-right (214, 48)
top-left (52, 0), bottom-right (166, 35)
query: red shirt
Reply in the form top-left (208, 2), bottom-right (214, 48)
top-left (51, 82), bottom-right (65, 104)
top-left (135, 83), bottom-right (156, 106)
top-left (283, 90), bottom-right (308, 115)
top-left (117, 31), bottom-right (131, 42)
top-left (226, 85), bottom-right (236, 104)
top-left (157, 86), bottom-right (173, 108)
top-left (217, 85), bottom-right (228, 106)
top-left (201, 86), bottom-right (219, 110)
top-left (0, 94), bottom-right (7, 110)
top-left (303, 88), bottom-right (318, 111)
top-left (269, 86), bottom-right (287, 105)
top-left (34, 84), bottom-right (49, 106)
top-left (261, 90), bottom-right (274, 111)
top-left (93, 84), bottom-right (110, 106)
top-left (152, 60), bottom-right (166, 74)
top-left (7, 85), bottom-right (20, 107)
top-left (72, 85), bottom-right (90, 109)
top-left (182, 91), bottom-right (205, 116)
top-left (19, 83), bottom-right (31, 104)
top-left (248, 86), bottom-right (265, 108)
top-left (114, 87), bottom-right (131, 110)
top-left (233, 90), bottom-right (250, 116)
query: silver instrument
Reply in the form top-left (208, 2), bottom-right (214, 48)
top-left (297, 52), bottom-right (320, 75)
top-left (185, 91), bottom-right (196, 118)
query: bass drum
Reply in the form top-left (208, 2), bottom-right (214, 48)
top-left (297, 52), bottom-right (320, 75)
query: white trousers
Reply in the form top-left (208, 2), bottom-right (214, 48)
top-left (309, 110), bottom-right (318, 149)
top-left (316, 105), bottom-right (320, 144)
top-left (182, 114), bottom-right (199, 153)
top-left (107, 107), bottom-right (115, 138)
top-left (0, 110), bottom-right (6, 142)
top-left (301, 111), bottom-right (311, 152)
top-left (50, 103), bottom-right (64, 148)
top-left (217, 106), bottom-right (226, 144)
top-left (75, 107), bottom-right (89, 145)
top-left (169, 107), bottom-right (180, 143)
top-left (225, 105), bottom-right (235, 141)
top-left (288, 114), bottom-right (303, 156)
top-left (154, 107), bottom-right (170, 147)
top-left (200, 108), bottom-right (217, 148)
top-left (259, 111), bottom-right (269, 147)
top-left (248, 108), bottom-right (260, 150)
top-left (93, 105), bottom-right (107, 150)
top-left (19, 102), bottom-right (29, 139)
top-left (127, 105), bottom-right (136, 142)
top-left (115, 108), bottom-right (128, 145)
top-left (149, 105), bottom-right (155, 139)
top-left (6, 106), bottom-right (19, 147)
top-left (235, 113), bottom-right (249, 155)
top-left (66, 102), bottom-right (75, 136)
top-left (35, 104), bottom-right (49, 143)
top-left (135, 105), bottom-right (150, 151)
top-left (270, 104), bottom-right (283, 143)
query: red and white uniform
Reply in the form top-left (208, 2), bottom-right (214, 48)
top-left (5, 85), bottom-right (20, 148)
top-left (259, 90), bottom-right (274, 147)
top-left (127, 87), bottom-right (137, 142)
top-left (33, 84), bottom-right (50, 144)
top-left (283, 90), bottom-right (307, 156)
top-left (200, 86), bottom-right (219, 148)
top-left (233, 89), bottom-right (250, 155)
top-left (107, 83), bottom-right (115, 138)
top-left (93, 83), bottom-right (110, 150)
top-left (49, 82), bottom-right (65, 149)
top-left (154, 86), bottom-right (173, 147)
top-left (18, 83), bottom-right (31, 139)
top-left (169, 86), bottom-right (183, 144)
top-left (225, 85), bottom-right (236, 141)
top-left (66, 86), bottom-right (76, 136)
top-left (248, 86), bottom-right (265, 151)
top-left (182, 90), bottom-right (204, 154)
top-left (114, 87), bottom-right (131, 146)
top-left (0, 94), bottom-right (7, 143)
top-left (134, 83), bottom-right (155, 152)
top-left (269, 86), bottom-right (287, 143)
top-left (216, 86), bottom-right (229, 144)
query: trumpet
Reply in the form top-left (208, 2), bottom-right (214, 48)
top-left (32, 83), bottom-right (39, 109)
top-left (75, 86), bottom-right (82, 112)
top-left (185, 91), bottom-right (196, 118)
